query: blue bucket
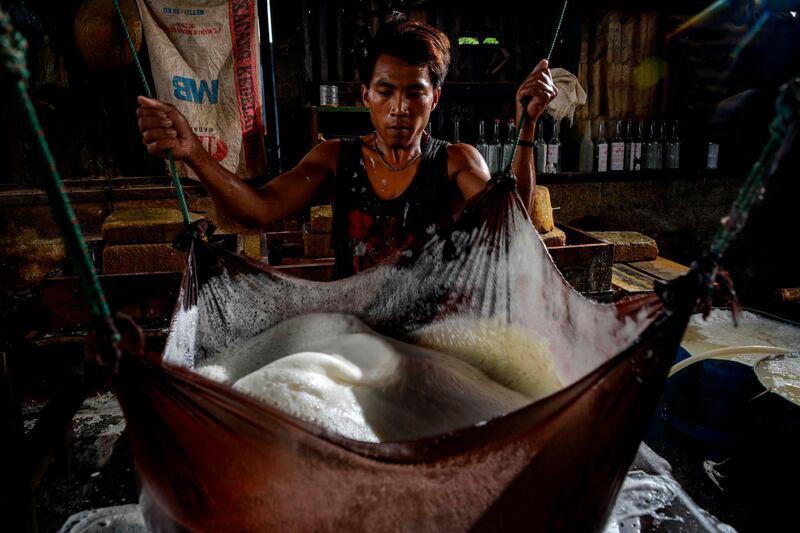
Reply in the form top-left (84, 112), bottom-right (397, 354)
top-left (647, 345), bottom-right (764, 459)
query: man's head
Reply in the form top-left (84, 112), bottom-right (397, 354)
top-left (359, 19), bottom-right (451, 148)
top-left (358, 19), bottom-right (451, 90)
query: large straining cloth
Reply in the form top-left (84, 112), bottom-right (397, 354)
top-left (112, 176), bottom-right (694, 531)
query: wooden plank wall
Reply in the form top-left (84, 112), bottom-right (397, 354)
top-left (576, 8), bottom-right (666, 126)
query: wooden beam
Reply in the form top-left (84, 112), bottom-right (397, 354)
top-left (627, 256), bottom-right (689, 281)
top-left (612, 263), bottom-right (659, 293)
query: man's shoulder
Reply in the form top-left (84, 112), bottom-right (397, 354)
top-left (447, 142), bottom-right (484, 170)
top-left (446, 141), bottom-right (479, 157)
top-left (305, 138), bottom-right (345, 167)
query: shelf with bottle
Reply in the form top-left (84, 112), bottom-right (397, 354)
top-left (561, 115), bottom-right (726, 176)
top-left (307, 80), bottom-right (518, 104)
top-left (310, 105), bottom-right (370, 113)
top-left (535, 167), bottom-right (728, 185)
top-left (436, 103), bottom-right (728, 179)
top-left (308, 103), bottom-right (374, 148)
top-left (471, 117), bottom-right (520, 175)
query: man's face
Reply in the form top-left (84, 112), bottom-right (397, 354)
top-left (362, 54), bottom-right (441, 148)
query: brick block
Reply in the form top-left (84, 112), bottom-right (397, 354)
top-left (101, 208), bottom-right (201, 244)
top-left (587, 231), bottom-right (658, 262)
top-left (242, 234), bottom-right (262, 259)
top-left (103, 243), bottom-right (187, 274)
top-left (531, 186), bottom-right (554, 233)
top-left (541, 226), bottom-right (567, 247)
top-left (310, 205), bottom-right (333, 233)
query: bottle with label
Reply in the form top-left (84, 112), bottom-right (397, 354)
top-left (610, 119), bottom-right (626, 171)
top-left (535, 118), bottom-right (548, 174)
top-left (629, 120), bottom-right (643, 171)
top-left (579, 121), bottom-right (594, 173)
top-left (643, 120), bottom-right (662, 170)
top-left (666, 120), bottom-right (680, 169)
top-left (475, 120), bottom-right (489, 166)
top-left (501, 119), bottom-right (516, 170)
top-left (623, 119), bottom-right (633, 170)
top-left (487, 119), bottom-right (502, 174)
top-left (642, 120), bottom-right (653, 169)
top-left (594, 119), bottom-right (608, 172)
top-left (545, 120), bottom-right (561, 174)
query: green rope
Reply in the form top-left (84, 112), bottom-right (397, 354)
top-left (505, 0), bottom-right (569, 173)
top-left (546, 0), bottom-right (570, 62)
top-left (504, 106), bottom-right (529, 175)
top-left (0, 9), bottom-right (113, 325)
top-left (112, 0), bottom-right (192, 228)
top-left (708, 79), bottom-right (800, 259)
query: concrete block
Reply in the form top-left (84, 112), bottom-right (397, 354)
top-left (103, 243), bottom-right (187, 274)
top-left (101, 208), bottom-right (201, 244)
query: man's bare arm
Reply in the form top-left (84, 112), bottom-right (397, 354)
top-left (137, 95), bottom-right (335, 228)
top-left (513, 59), bottom-right (558, 212)
top-left (449, 143), bottom-right (491, 202)
top-left (187, 141), bottom-right (336, 228)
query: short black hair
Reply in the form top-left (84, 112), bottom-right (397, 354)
top-left (358, 19), bottom-right (451, 89)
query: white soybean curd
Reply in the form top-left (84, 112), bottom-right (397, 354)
top-left (195, 313), bottom-right (563, 442)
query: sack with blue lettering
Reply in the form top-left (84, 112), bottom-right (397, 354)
top-left (136, 0), bottom-right (266, 179)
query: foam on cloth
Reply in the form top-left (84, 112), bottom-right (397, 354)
top-left (165, 180), bottom-right (656, 444)
top-left (409, 316), bottom-right (561, 398)
top-left (683, 309), bottom-right (800, 356)
top-left (196, 313), bottom-right (535, 442)
top-left (755, 352), bottom-right (800, 406)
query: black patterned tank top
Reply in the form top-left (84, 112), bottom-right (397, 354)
top-left (332, 136), bottom-right (457, 279)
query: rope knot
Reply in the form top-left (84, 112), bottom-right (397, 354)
top-left (0, 9), bottom-right (31, 81)
top-left (655, 253), bottom-right (740, 325)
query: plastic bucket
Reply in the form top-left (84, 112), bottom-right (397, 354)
top-left (654, 348), bottom-right (763, 457)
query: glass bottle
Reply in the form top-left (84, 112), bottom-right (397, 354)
top-left (644, 120), bottom-right (662, 170)
top-left (623, 119), bottom-right (632, 171)
top-left (475, 120), bottom-right (489, 166)
top-left (545, 120), bottom-right (561, 174)
top-left (610, 119), bottom-right (626, 171)
top-left (707, 140), bottom-right (720, 170)
top-left (642, 120), bottom-right (652, 169)
top-left (487, 118), bottom-right (502, 174)
top-left (594, 119), bottom-right (608, 173)
top-left (579, 121), bottom-right (594, 173)
top-left (502, 119), bottom-right (516, 170)
top-left (666, 120), bottom-right (680, 169)
top-left (452, 113), bottom-right (461, 144)
top-left (629, 120), bottom-right (643, 171)
top-left (535, 118), bottom-right (548, 174)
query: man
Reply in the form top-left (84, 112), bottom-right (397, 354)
top-left (137, 19), bottom-right (557, 277)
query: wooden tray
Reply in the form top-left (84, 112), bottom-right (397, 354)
top-left (548, 224), bottom-right (614, 296)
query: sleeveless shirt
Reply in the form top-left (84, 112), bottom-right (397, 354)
top-left (332, 136), bottom-right (457, 279)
